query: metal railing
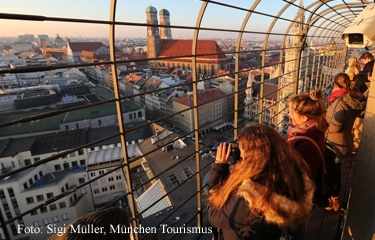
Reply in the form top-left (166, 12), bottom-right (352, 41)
top-left (0, 0), bottom-right (367, 239)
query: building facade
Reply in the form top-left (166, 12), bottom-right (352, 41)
top-left (146, 6), bottom-right (230, 75)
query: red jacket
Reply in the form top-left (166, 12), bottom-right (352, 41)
top-left (328, 88), bottom-right (348, 105)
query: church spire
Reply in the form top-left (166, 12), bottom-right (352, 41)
top-left (297, 0), bottom-right (305, 33)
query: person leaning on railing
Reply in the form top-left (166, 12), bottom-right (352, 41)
top-left (328, 73), bottom-right (351, 105)
top-left (326, 83), bottom-right (367, 208)
top-left (287, 90), bottom-right (328, 206)
top-left (345, 57), bottom-right (360, 83)
top-left (358, 52), bottom-right (374, 71)
top-left (351, 60), bottom-right (374, 151)
top-left (207, 125), bottom-right (314, 240)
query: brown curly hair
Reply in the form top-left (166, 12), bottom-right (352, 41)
top-left (208, 125), bottom-right (308, 209)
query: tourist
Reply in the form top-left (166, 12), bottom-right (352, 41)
top-left (287, 90), bottom-right (327, 204)
top-left (208, 125), bottom-right (314, 240)
top-left (328, 73), bottom-right (350, 105)
top-left (345, 57), bottom-right (360, 83)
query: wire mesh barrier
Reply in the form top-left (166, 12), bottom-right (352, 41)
top-left (0, 0), bottom-right (368, 239)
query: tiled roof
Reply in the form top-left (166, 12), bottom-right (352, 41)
top-left (159, 39), bottom-right (226, 63)
top-left (68, 41), bottom-right (105, 53)
top-left (174, 88), bottom-right (226, 107)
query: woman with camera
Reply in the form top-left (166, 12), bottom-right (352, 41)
top-left (207, 125), bottom-right (314, 240)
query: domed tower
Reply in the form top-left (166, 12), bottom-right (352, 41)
top-left (159, 9), bottom-right (172, 39)
top-left (146, 6), bottom-right (161, 58)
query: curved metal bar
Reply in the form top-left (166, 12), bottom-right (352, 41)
top-left (259, 0), bottom-right (298, 123)
top-left (233, 0), bottom-right (263, 139)
top-left (280, 0), bottom-right (346, 28)
top-left (310, 4), bottom-right (364, 26)
top-left (343, 0), bottom-right (359, 17)
top-left (317, 0), bottom-right (352, 24)
top-left (191, 0), bottom-right (208, 227)
top-left (108, 1), bottom-right (139, 239)
top-left (293, 1), bottom-right (363, 91)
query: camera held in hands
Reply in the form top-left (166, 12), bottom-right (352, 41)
top-left (212, 142), bottom-right (241, 165)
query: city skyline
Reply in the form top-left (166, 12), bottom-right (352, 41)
top-left (0, 0), bottom-right (305, 39)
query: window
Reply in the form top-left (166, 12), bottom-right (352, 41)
top-left (129, 113), bottom-right (133, 120)
top-left (78, 149), bottom-right (84, 155)
top-left (55, 164), bottom-right (61, 171)
top-left (94, 189), bottom-right (99, 194)
top-left (78, 178), bottom-right (85, 184)
top-left (49, 204), bottom-right (57, 211)
top-left (11, 199), bottom-right (19, 210)
top-left (138, 111), bottom-right (143, 118)
top-left (46, 192), bottom-right (54, 199)
top-left (7, 188), bottom-right (14, 198)
top-left (98, 119), bottom-right (102, 126)
top-left (99, 170), bottom-right (104, 175)
top-left (31, 209), bottom-right (38, 216)
top-left (0, 190), bottom-right (5, 199)
top-left (65, 125), bottom-right (69, 131)
top-left (23, 183), bottom-right (28, 190)
top-left (90, 172), bottom-right (96, 177)
top-left (183, 167), bottom-right (194, 179)
top-left (34, 157), bottom-right (40, 162)
top-left (61, 187), bottom-right (65, 193)
top-left (80, 159), bottom-right (86, 166)
top-left (76, 123), bottom-right (79, 129)
top-left (108, 177), bottom-right (114, 182)
top-left (109, 185), bottom-right (115, 190)
top-left (26, 197), bottom-right (34, 204)
top-left (40, 206), bottom-right (48, 213)
top-left (28, 179), bottom-right (33, 186)
top-left (59, 202), bottom-right (66, 209)
top-left (168, 174), bottom-right (179, 186)
top-left (5, 210), bottom-right (12, 219)
top-left (102, 187), bottom-right (108, 192)
top-left (71, 161), bottom-right (78, 168)
top-left (36, 195), bottom-right (44, 202)
top-left (10, 224), bottom-right (17, 235)
top-left (116, 175), bottom-right (121, 180)
top-left (39, 171), bottom-right (43, 177)
top-left (63, 162), bottom-right (69, 170)
top-left (2, 203), bottom-right (10, 211)
top-left (69, 152), bottom-right (76, 158)
top-left (24, 159), bottom-right (31, 166)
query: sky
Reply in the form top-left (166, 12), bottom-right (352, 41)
top-left (0, 0), bottom-right (327, 40)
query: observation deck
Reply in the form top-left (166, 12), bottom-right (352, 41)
top-left (0, 0), bottom-right (374, 239)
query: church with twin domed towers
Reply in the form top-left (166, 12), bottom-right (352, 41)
top-left (146, 6), bottom-right (230, 75)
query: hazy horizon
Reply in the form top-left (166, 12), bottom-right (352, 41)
top-left (0, 0), bottom-right (306, 40)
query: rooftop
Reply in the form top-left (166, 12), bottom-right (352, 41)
top-left (68, 41), bottom-right (105, 53)
top-left (0, 124), bottom-right (152, 158)
top-left (159, 39), bottom-right (226, 63)
top-left (174, 88), bottom-right (226, 107)
top-left (62, 101), bottom-right (143, 124)
top-left (27, 166), bottom-right (85, 191)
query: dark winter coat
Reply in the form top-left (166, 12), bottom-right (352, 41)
top-left (326, 93), bottom-right (365, 157)
top-left (207, 163), bottom-right (314, 240)
top-left (287, 120), bottom-right (326, 184)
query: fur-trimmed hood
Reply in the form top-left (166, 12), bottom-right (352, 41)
top-left (237, 172), bottom-right (315, 228)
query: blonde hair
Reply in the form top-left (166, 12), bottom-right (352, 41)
top-left (346, 57), bottom-right (360, 81)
